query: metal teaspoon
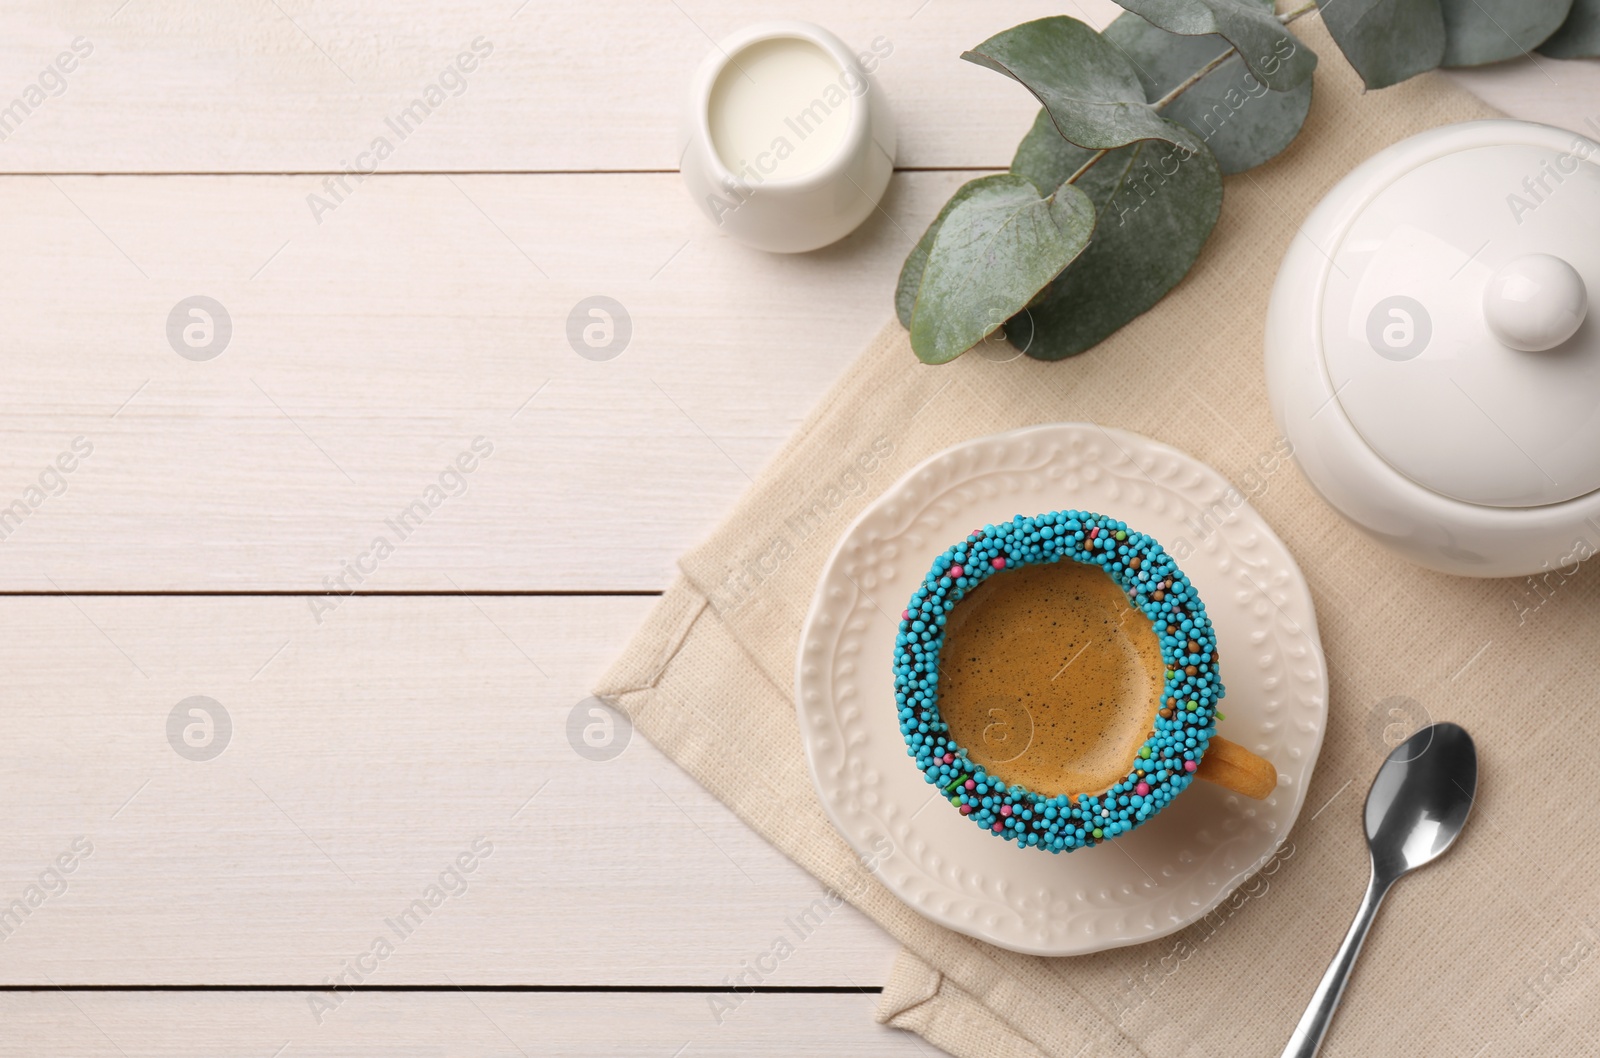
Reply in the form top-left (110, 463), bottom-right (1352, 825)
top-left (1280, 721), bottom-right (1478, 1058)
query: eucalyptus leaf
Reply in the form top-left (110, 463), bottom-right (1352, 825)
top-left (961, 17), bottom-right (1201, 154)
top-left (1111, 0), bottom-right (1316, 91)
top-left (895, 180), bottom-right (991, 328)
top-left (1013, 108), bottom-right (1113, 195)
top-left (1540, 0), bottom-right (1600, 57)
top-left (908, 174), bottom-right (1096, 365)
top-left (1004, 121), bottom-right (1223, 360)
top-left (1317, 0), bottom-right (1446, 87)
top-left (1102, 7), bottom-right (1311, 173)
top-left (1440, 0), bottom-right (1572, 65)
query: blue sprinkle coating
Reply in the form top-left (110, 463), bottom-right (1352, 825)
top-left (893, 510), bottom-right (1224, 854)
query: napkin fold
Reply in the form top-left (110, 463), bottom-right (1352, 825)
top-left (599, 17), bottom-right (1600, 1055)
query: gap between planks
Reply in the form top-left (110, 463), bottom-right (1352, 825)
top-left (0, 985), bottom-right (880, 993)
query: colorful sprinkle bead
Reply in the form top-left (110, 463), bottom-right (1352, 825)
top-left (893, 509), bottom-right (1225, 854)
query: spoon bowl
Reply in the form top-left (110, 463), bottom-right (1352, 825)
top-left (1366, 722), bottom-right (1477, 878)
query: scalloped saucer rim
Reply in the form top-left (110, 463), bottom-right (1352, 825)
top-left (793, 423), bottom-right (1328, 956)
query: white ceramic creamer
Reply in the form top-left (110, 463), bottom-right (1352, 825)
top-left (679, 21), bottom-right (895, 253)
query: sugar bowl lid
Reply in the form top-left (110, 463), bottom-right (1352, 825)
top-left (1310, 120), bottom-right (1600, 508)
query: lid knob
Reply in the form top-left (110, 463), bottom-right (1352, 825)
top-left (1482, 253), bottom-right (1589, 352)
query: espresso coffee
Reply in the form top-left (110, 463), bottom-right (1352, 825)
top-left (937, 558), bottom-right (1166, 799)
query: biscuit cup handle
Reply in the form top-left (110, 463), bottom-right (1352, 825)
top-left (1194, 736), bottom-right (1278, 800)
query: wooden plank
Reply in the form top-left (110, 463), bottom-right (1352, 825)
top-left (0, 66), bottom-right (1578, 596)
top-left (1443, 62), bottom-right (1600, 137)
top-left (0, 1), bottom-right (1583, 176)
top-left (0, 0), bottom-right (1119, 172)
top-left (0, 169), bottom-right (975, 591)
top-left (0, 991), bottom-right (929, 1056)
top-left (0, 595), bottom-right (899, 985)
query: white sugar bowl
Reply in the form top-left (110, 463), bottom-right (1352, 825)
top-left (1265, 119), bottom-right (1600, 578)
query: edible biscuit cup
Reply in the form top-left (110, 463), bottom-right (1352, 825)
top-left (894, 509), bottom-right (1277, 853)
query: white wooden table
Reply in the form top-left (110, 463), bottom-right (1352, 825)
top-left (0, 2), bottom-right (1592, 1053)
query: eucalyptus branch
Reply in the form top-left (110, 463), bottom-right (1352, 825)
top-left (899, 0), bottom-right (1581, 364)
top-left (1055, 47), bottom-right (1231, 192)
top-left (1151, 45), bottom-right (1238, 109)
top-left (1153, 1), bottom-right (1319, 111)
top-left (1065, 148), bottom-right (1110, 185)
top-left (1059, 2), bottom-right (1318, 193)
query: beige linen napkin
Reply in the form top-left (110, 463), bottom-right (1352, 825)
top-left (599, 16), bottom-right (1600, 1055)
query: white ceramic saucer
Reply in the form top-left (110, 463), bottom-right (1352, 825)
top-left (794, 424), bottom-right (1327, 955)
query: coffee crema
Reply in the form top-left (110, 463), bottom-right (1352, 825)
top-left (937, 559), bottom-right (1165, 799)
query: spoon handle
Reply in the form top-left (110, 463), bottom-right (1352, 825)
top-left (1280, 868), bottom-right (1392, 1058)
